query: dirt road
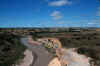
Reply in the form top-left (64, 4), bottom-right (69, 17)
top-left (21, 36), bottom-right (53, 66)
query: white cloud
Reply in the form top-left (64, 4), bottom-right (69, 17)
top-left (50, 11), bottom-right (63, 20)
top-left (88, 23), bottom-right (96, 25)
top-left (87, 19), bottom-right (100, 27)
top-left (49, 0), bottom-right (72, 7)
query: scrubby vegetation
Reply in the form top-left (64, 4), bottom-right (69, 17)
top-left (0, 28), bottom-right (100, 66)
top-left (59, 32), bottom-right (100, 66)
top-left (0, 33), bottom-right (26, 66)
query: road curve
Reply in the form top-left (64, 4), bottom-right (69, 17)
top-left (20, 36), bottom-right (53, 66)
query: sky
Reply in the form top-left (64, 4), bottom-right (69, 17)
top-left (0, 0), bottom-right (100, 28)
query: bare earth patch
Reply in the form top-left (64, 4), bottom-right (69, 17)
top-left (16, 50), bottom-right (33, 66)
top-left (48, 57), bottom-right (61, 66)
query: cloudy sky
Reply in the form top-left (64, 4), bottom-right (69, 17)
top-left (0, 0), bottom-right (99, 27)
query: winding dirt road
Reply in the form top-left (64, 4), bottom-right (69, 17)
top-left (21, 36), bottom-right (91, 66)
top-left (21, 36), bottom-right (53, 66)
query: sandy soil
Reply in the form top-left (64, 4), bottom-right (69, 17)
top-left (48, 57), bottom-right (61, 66)
top-left (16, 50), bottom-right (33, 66)
top-left (20, 36), bottom-right (91, 66)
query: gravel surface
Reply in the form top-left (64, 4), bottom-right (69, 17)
top-left (21, 36), bottom-right (53, 66)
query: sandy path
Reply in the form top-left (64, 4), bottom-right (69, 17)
top-left (21, 37), bottom-right (53, 66)
top-left (20, 36), bottom-right (91, 66)
top-left (16, 50), bottom-right (33, 66)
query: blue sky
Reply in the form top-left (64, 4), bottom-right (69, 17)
top-left (0, 0), bottom-right (99, 27)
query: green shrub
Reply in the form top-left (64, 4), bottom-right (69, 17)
top-left (0, 33), bottom-right (26, 66)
